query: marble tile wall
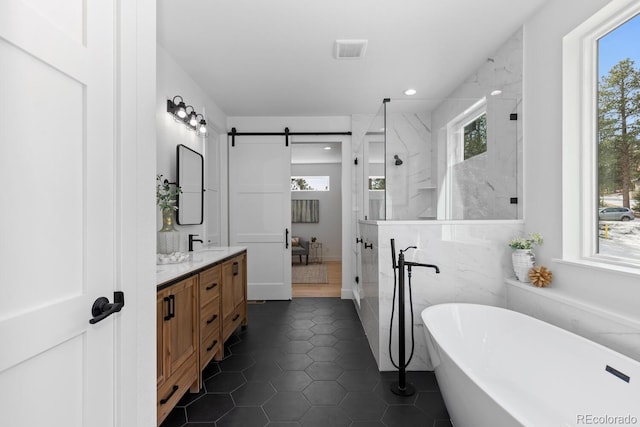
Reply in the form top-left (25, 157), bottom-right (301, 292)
top-left (433, 28), bottom-right (523, 220)
top-left (357, 220), bottom-right (524, 371)
top-left (507, 280), bottom-right (640, 362)
top-left (385, 110), bottom-right (435, 220)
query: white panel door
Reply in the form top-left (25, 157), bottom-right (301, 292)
top-left (229, 136), bottom-right (291, 300)
top-left (0, 1), bottom-right (119, 426)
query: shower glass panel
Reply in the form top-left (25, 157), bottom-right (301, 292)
top-left (363, 104), bottom-right (385, 220)
top-left (356, 97), bottom-right (522, 221)
top-left (435, 96), bottom-right (521, 220)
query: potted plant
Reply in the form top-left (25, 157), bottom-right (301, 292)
top-left (157, 175), bottom-right (182, 254)
top-left (508, 233), bottom-right (543, 282)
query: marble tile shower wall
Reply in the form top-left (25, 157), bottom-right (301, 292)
top-left (433, 27), bottom-right (523, 220)
top-left (385, 112), bottom-right (435, 220)
top-left (358, 221), bottom-right (524, 371)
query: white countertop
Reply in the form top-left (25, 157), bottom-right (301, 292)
top-left (156, 246), bottom-right (247, 286)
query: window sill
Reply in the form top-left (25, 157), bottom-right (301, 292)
top-left (553, 257), bottom-right (640, 279)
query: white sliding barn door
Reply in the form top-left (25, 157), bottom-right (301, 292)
top-left (0, 1), bottom-right (125, 426)
top-left (229, 136), bottom-right (292, 300)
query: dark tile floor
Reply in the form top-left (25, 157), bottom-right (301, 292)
top-left (161, 298), bottom-right (452, 427)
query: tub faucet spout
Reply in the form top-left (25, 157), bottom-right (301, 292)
top-left (188, 234), bottom-right (203, 252)
top-left (405, 261), bottom-right (440, 273)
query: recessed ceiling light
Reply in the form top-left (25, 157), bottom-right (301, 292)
top-left (490, 89), bottom-right (502, 96)
top-left (404, 89), bottom-right (417, 96)
top-left (324, 146), bottom-right (332, 150)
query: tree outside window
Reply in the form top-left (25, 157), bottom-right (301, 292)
top-left (464, 113), bottom-right (487, 160)
top-left (597, 13), bottom-right (640, 259)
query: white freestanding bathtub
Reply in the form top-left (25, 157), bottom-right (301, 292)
top-left (421, 303), bottom-right (640, 427)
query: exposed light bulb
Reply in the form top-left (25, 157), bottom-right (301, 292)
top-left (198, 119), bottom-right (207, 135)
top-left (189, 112), bottom-right (198, 127)
top-left (176, 101), bottom-right (187, 118)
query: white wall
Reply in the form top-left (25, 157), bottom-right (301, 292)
top-left (156, 44), bottom-right (227, 251)
top-left (517, 0), bottom-right (640, 361)
top-left (291, 163), bottom-right (342, 261)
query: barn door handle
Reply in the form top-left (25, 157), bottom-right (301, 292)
top-left (89, 291), bottom-right (125, 324)
top-left (285, 228), bottom-right (289, 249)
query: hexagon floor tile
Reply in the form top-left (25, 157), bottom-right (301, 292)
top-left (161, 298), bottom-right (452, 427)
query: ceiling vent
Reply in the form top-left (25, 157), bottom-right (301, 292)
top-left (335, 39), bottom-right (368, 59)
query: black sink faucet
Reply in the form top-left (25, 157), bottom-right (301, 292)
top-left (188, 234), bottom-right (203, 252)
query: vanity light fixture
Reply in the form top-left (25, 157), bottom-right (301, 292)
top-left (167, 95), bottom-right (208, 138)
top-left (404, 89), bottom-right (417, 96)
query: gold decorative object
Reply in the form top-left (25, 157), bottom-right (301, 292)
top-left (528, 265), bottom-right (553, 287)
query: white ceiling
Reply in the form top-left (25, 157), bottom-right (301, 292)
top-left (157, 0), bottom-right (549, 117)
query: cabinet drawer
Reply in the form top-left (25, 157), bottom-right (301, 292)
top-left (200, 298), bottom-right (220, 339)
top-left (223, 306), bottom-right (244, 342)
top-left (157, 352), bottom-right (197, 425)
top-left (200, 327), bottom-right (221, 370)
top-left (199, 265), bottom-right (221, 306)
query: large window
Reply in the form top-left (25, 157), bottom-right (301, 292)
top-left (597, 13), bottom-right (640, 260)
top-left (564, 0), bottom-right (640, 267)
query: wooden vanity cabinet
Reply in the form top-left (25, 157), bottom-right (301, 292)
top-left (156, 276), bottom-right (198, 425)
top-left (156, 250), bottom-right (247, 426)
top-left (221, 253), bottom-right (247, 343)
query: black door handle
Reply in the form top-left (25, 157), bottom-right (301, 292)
top-left (89, 291), bottom-right (125, 324)
top-left (285, 228), bottom-right (289, 249)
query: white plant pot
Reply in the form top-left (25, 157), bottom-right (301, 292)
top-left (512, 249), bottom-right (535, 282)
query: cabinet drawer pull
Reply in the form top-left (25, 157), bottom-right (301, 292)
top-left (206, 339), bottom-right (219, 352)
top-left (233, 262), bottom-right (239, 276)
top-left (160, 385), bottom-right (179, 405)
top-left (232, 313), bottom-right (240, 322)
top-left (206, 314), bottom-right (218, 324)
top-left (205, 282), bottom-right (218, 291)
top-left (163, 297), bottom-right (171, 321)
top-left (168, 295), bottom-right (175, 319)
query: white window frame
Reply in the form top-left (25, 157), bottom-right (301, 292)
top-left (447, 97), bottom-right (488, 165)
top-left (562, 0), bottom-right (640, 268)
top-left (442, 97), bottom-right (487, 219)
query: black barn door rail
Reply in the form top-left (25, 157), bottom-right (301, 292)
top-left (229, 127), bottom-right (352, 147)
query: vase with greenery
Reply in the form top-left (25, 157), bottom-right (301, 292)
top-left (157, 175), bottom-right (182, 253)
top-left (509, 233), bottom-right (543, 282)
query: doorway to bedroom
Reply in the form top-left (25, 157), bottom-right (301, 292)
top-left (290, 141), bottom-right (342, 297)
